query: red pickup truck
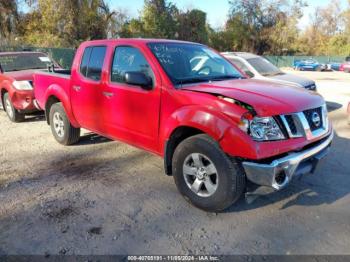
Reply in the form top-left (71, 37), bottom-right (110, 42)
top-left (34, 39), bottom-right (333, 211)
top-left (0, 51), bottom-right (59, 122)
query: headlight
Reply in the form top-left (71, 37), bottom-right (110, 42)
top-left (241, 115), bottom-right (285, 141)
top-left (12, 81), bottom-right (33, 90)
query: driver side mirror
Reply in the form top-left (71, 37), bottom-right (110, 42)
top-left (125, 72), bottom-right (153, 90)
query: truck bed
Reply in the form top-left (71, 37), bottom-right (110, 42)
top-left (33, 70), bottom-right (72, 110)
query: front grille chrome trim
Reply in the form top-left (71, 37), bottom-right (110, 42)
top-left (281, 104), bottom-right (329, 140)
top-left (280, 114), bottom-right (304, 138)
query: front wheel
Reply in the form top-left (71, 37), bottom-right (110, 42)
top-left (49, 103), bottom-right (80, 145)
top-left (172, 134), bottom-right (246, 212)
top-left (3, 93), bottom-right (25, 122)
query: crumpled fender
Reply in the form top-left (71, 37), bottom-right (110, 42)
top-left (159, 105), bottom-right (249, 156)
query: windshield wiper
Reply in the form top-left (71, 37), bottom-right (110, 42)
top-left (176, 77), bottom-right (212, 85)
top-left (209, 75), bottom-right (243, 81)
top-left (176, 75), bottom-right (244, 86)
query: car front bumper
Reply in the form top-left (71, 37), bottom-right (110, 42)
top-left (11, 90), bottom-right (38, 112)
top-left (242, 130), bottom-right (334, 190)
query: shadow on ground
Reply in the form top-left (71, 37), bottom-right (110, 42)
top-left (74, 132), bottom-right (112, 146)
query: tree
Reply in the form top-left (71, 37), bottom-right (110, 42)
top-left (141, 0), bottom-right (178, 38)
top-left (226, 0), bottom-right (306, 54)
top-left (0, 0), bottom-right (19, 45)
top-left (18, 0), bottom-right (112, 47)
top-left (177, 9), bottom-right (208, 44)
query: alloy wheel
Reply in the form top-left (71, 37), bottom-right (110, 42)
top-left (183, 153), bottom-right (219, 197)
top-left (53, 112), bottom-right (65, 138)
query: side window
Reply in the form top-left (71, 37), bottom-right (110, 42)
top-left (111, 46), bottom-right (154, 85)
top-left (80, 47), bottom-right (92, 77)
top-left (86, 46), bottom-right (107, 81)
top-left (79, 46), bottom-right (106, 81)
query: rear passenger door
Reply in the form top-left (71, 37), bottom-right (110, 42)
top-left (101, 45), bottom-right (161, 152)
top-left (71, 46), bottom-right (107, 132)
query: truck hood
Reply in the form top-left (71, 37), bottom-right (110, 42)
top-left (5, 69), bottom-right (40, 81)
top-left (182, 79), bottom-right (324, 116)
top-left (268, 73), bottom-right (315, 88)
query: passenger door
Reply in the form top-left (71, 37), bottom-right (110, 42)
top-left (71, 46), bottom-right (107, 132)
top-left (101, 46), bottom-right (161, 152)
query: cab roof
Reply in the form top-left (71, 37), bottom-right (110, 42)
top-left (82, 38), bottom-right (203, 46)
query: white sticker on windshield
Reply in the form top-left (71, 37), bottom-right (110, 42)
top-left (39, 57), bottom-right (51, 62)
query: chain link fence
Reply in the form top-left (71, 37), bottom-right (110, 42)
top-left (0, 46), bottom-right (75, 69)
top-left (265, 55), bottom-right (346, 68)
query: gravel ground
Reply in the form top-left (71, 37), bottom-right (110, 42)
top-left (0, 70), bottom-right (349, 255)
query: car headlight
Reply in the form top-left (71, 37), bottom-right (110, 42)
top-left (240, 115), bottom-right (285, 141)
top-left (12, 80), bottom-right (33, 90)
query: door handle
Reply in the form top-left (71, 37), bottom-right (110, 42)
top-left (73, 85), bottom-right (81, 91)
top-left (103, 92), bottom-right (114, 98)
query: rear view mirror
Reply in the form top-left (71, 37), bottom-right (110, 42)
top-left (125, 72), bottom-right (153, 90)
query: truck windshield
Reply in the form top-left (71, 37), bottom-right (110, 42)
top-left (247, 57), bottom-right (283, 77)
top-left (0, 53), bottom-right (53, 72)
top-left (148, 43), bottom-right (243, 86)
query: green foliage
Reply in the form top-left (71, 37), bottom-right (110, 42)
top-left (141, 0), bottom-right (178, 38)
top-left (14, 0), bottom-right (113, 48)
top-left (1, 0), bottom-right (350, 56)
top-left (177, 9), bottom-right (209, 44)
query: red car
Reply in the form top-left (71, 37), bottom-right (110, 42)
top-left (339, 62), bottom-right (350, 73)
top-left (34, 39), bottom-right (333, 211)
top-left (0, 51), bottom-right (59, 122)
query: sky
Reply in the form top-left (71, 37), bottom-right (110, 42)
top-left (107, 0), bottom-right (348, 29)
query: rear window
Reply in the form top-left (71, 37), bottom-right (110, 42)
top-left (0, 53), bottom-right (53, 72)
top-left (79, 46), bottom-right (106, 81)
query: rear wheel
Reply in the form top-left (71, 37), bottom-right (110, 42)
top-left (172, 134), bottom-right (246, 212)
top-left (3, 93), bottom-right (25, 122)
top-left (49, 102), bottom-right (80, 145)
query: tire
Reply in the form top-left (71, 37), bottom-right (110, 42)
top-left (172, 134), bottom-right (246, 212)
top-left (3, 93), bottom-right (25, 122)
top-left (49, 102), bottom-right (80, 145)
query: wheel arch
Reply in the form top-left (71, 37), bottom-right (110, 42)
top-left (164, 126), bottom-right (206, 175)
top-left (45, 95), bottom-right (61, 124)
top-left (161, 106), bottom-right (233, 175)
top-left (1, 87), bottom-right (7, 108)
top-left (43, 85), bottom-right (79, 128)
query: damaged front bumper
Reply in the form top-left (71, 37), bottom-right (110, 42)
top-left (242, 130), bottom-right (334, 190)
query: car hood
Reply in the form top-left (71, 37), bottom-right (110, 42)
top-left (5, 69), bottom-right (41, 81)
top-left (268, 73), bottom-right (315, 88)
top-left (182, 79), bottom-right (324, 116)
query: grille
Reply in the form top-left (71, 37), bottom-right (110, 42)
top-left (284, 115), bottom-right (297, 135)
top-left (303, 107), bottom-right (323, 131)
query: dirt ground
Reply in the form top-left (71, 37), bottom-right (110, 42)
top-left (0, 70), bottom-right (350, 255)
